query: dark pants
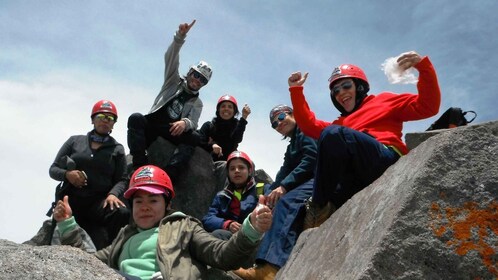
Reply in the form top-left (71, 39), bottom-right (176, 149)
top-left (127, 112), bottom-right (199, 176)
top-left (256, 180), bottom-right (313, 268)
top-left (313, 125), bottom-right (400, 208)
top-left (67, 193), bottom-right (130, 250)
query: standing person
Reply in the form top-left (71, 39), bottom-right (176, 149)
top-left (53, 165), bottom-right (273, 280)
top-left (127, 20), bottom-right (212, 183)
top-left (198, 95), bottom-right (251, 162)
top-left (49, 100), bottom-right (130, 249)
top-left (202, 151), bottom-right (259, 240)
top-left (234, 105), bottom-right (317, 280)
top-left (287, 51), bottom-right (441, 228)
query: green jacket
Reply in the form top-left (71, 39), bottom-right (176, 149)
top-left (60, 210), bottom-right (261, 279)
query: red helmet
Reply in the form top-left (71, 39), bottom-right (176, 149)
top-left (91, 100), bottom-right (118, 120)
top-left (124, 165), bottom-right (175, 199)
top-left (216, 94), bottom-right (239, 116)
top-left (217, 94), bottom-right (238, 107)
top-left (328, 64), bottom-right (369, 91)
top-left (227, 151), bottom-right (254, 172)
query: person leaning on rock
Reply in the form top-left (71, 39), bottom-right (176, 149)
top-left (49, 100), bottom-right (130, 250)
top-left (127, 19), bottom-right (212, 183)
top-left (288, 51), bottom-right (441, 229)
top-left (53, 165), bottom-right (272, 280)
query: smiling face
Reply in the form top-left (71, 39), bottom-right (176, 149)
top-left (92, 113), bottom-right (115, 134)
top-left (132, 190), bottom-right (167, 230)
top-left (218, 101), bottom-right (235, 120)
top-left (332, 78), bottom-right (357, 113)
top-left (186, 71), bottom-right (207, 91)
top-left (273, 112), bottom-right (296, 137)
top-left (228, 158), bottom-right (250, 188)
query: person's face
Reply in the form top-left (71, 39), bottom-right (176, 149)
top-left (332, 78), bottom-right (356, 113)
top-left (218, 101), bottom-right (235, 120)
top-left (92, 113), bottom-right (116, 134)
top-left (272, 112), bottom-right (296, 137)
top-left (132, 190), bottom-right (167, 230)
top-left (186, 70), bottom-right (207, 91)
top-left (228, 159), bottom-right (250, 187)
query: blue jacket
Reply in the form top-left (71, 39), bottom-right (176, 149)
top-left (202, 179), bottom-right (258, 232)
top-left (271, 127), bottom-right (317, 192)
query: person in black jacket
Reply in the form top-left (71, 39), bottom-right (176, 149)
top-left (49, 100), bottom-right (130, 249)
top-left (197, 94), bottom-right (251, 162)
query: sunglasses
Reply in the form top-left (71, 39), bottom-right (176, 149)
top-left (331, 80), bottom-right (354, 96)
top-left (271, 112), bottom-right (287, 129)
top-left (192, 71), bottom-right (208, 85)
top-left (94, 114), bottom-right (116, 122)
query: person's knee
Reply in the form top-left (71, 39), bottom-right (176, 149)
top-left (320, 125), bottom-right (343, 142)
top-left (127, 112), bottom-right (146, 129)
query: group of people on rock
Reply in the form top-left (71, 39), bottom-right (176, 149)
top-left (47, 19), bottom-right (441, 280)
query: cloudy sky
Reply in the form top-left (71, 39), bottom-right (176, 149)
top-left (1, 1), bottom-right (496, 243)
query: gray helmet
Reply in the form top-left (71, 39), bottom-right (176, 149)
top-left (269, 104), bottom-right (293, 124)
top-left (189, 61), bottom-right (212, 83)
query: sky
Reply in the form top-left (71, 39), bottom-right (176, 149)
top-left (1, 1), bottom-right (496, 243)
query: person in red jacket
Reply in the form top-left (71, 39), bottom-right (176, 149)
top-left (287, 51), bottom-right (441, 228)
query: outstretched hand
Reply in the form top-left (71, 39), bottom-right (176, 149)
top-left (397, 51), bottom-right (422, 71)
top-left (178, 19), bottom-right (196, 36)
top-left (288, 72), bottom-right (309, 87)
top-left (249, 195), bottom-right (273, 233)
top-left (53, 195), bottom-right (72, 222)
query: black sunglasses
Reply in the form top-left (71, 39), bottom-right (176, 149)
top-left (331, 80), bottom-right (353, 96)
top-left (271, 112), bottom-right (287, 129)
top-left (192, 71), bottom-right (208, 85)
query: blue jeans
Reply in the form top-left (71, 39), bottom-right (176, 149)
top-left (313, 125), bottom-right (400, 207)
top-left (255, 180), bottom-right (314, 268)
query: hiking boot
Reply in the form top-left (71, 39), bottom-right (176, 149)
top-left (303, 198), bottom-right (336, 230)
top-left (232, 263), bottom-right (278, 280)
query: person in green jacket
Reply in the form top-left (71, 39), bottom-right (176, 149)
top-left (53, 165), bottom-right (272, 280)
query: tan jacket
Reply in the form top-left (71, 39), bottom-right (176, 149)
top-left (61, 211), bottom-right (260, 279)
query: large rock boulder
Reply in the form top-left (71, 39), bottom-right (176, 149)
top-left (278, 121), bottom-right (498, 279)
top-left (144, 137), bottom-right (273, 220)
top-left (141, 137), bottom-right (218, 220)
top-left (0, 239), bottom-right (121, 280)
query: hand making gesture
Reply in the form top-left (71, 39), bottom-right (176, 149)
top-left (178, 19), bottom-right (196, 36)
top-left (288, 71), bottom-right (309, 87)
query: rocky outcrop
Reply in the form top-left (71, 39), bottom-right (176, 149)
top-left (278, 121), bottom-right (498, 279)
top-left (0, 239), bottom-right (121, 280)
top-left (7, 122), bottom-right (497, 279)
top-left (146, 137), bottom-right (273, 220)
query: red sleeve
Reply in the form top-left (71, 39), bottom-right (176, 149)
top-left (222, 220), bottom-right (233, 230)
top-left (289, 86), bottom-right (332, 139)
top-left (401, 56), bottom-right (441, 121)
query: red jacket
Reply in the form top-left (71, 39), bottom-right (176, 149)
top-left (289, 56), bottom-right (441, 155)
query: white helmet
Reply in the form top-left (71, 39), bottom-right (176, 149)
top-left (189, 61), bottom-right (213, 83)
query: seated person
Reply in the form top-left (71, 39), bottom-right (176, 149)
top-left (127, 20), bottom-right (212, 183)
top-left (287, 51), bottom-right (441, 228)
top-left (53, 165), bottom-right (272, 280)
top-left (234, 105), bottom-right (317, 280)
top-left (198, 94), bottom-right (251, 162)
top-left (202, 151), bottom-right (259, 240)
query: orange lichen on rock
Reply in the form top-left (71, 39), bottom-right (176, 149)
top-left (429, 200), bottom-right (498, 277)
